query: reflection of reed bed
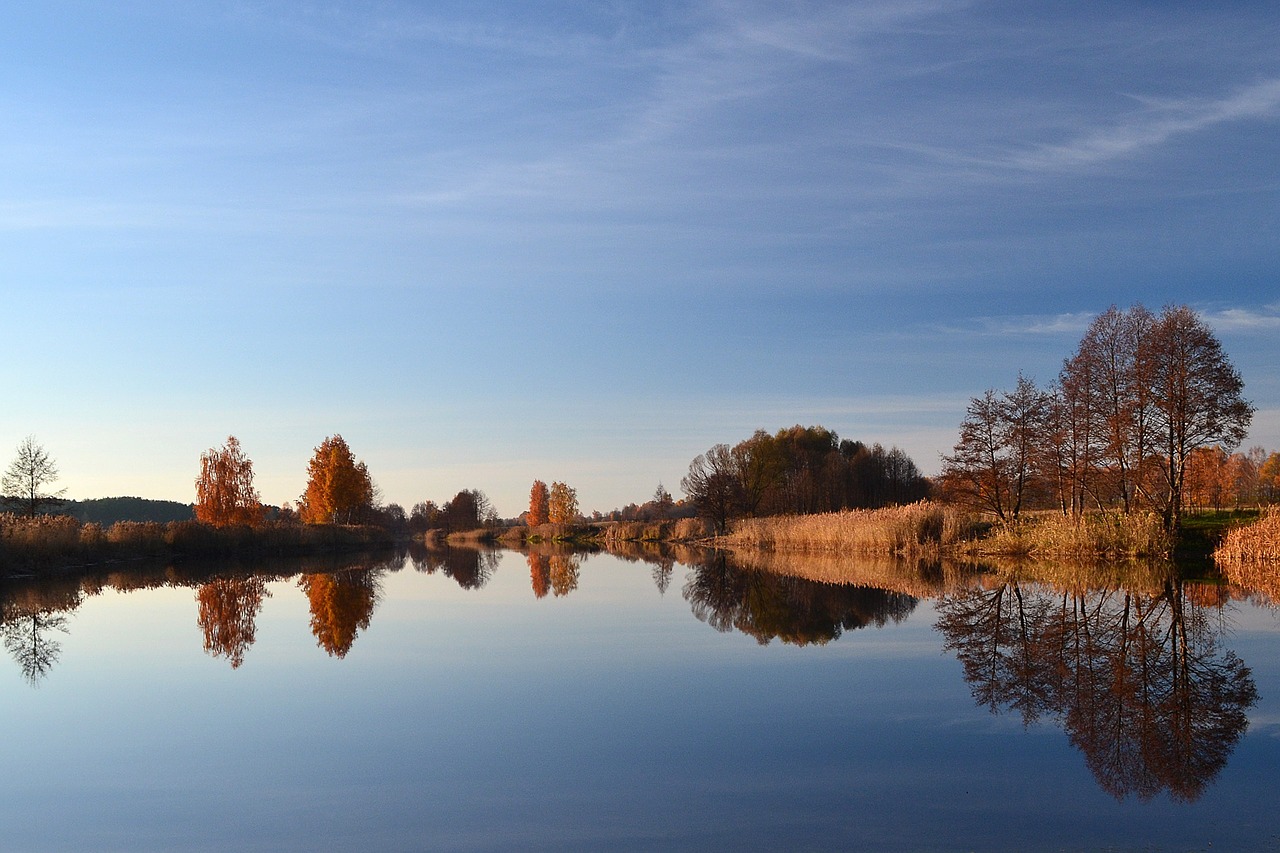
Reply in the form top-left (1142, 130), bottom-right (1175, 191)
top-left (720, 550), bottom-right (986, 598)
top-left (715, 502), bottom-right (985, 556)
top-left (974, 512), bottom-right (1171, 559)
top-left (1219, 561), bottom-right (1280, 608)
top-left (976, 556), bottom-right (1177, 596)
top-left (1214, 508), bottom-right (1280, 566)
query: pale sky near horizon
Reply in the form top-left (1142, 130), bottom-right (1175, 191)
top-left (2, 1), bottom-right (1278, 517)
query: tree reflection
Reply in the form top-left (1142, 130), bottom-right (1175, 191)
top-left (936, 580), bottom-right (1257, 802)
top-left (298, 568), bottom-right (382, 658)
top-left (0, 579), bottom-right (81, 686)
top-left (408, 543), bottom-right (498, 590)
top-left (683, 552), bottom-right (917, 646)
top-left (549, 554), bottom-right (580, 597)
top-left (196, 576), bottom-right (270, 669)
top-left (528, 553), bottom-right (551, 599)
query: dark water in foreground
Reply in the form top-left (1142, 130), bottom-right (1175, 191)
top-left (1, 547), bottom-right (1278, 852)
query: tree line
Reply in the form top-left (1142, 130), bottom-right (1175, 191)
top-left (940, 304), bottom-right (1256, 529)
top-left (680, 425), bottom-right (931, 532)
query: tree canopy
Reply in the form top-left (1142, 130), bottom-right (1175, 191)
top-left (299, 435), bottom-right (375, 525)
top-left (194, 436), bottom-right (263, 528)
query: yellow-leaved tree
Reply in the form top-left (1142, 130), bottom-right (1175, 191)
top-left (548, 481), bottom-right (578, 524)
top-left (195, 436), bottom-right (263, 528)
top-left (299, 435), bottom-right (374, 524)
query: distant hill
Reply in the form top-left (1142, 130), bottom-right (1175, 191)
top-left (62, 497), bottom-right (195, 526)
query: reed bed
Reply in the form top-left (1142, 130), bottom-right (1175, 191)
top-left (0, 513), bottom-right (397, 574)
top-left (974, 511), bottom-right (1171, 559)
top-left (715, 502), bottom-right (985, 556)
top-left (597, 518), bottom-right (711, 543)
top-left (1214, 508), bottom-right (1280, 566)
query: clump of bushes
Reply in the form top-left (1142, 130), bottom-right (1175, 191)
top-left (1214, 508), bottom-right (1280, 566)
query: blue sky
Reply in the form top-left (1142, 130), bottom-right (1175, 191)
top-left (2, 1), bottom-right (1277, 517)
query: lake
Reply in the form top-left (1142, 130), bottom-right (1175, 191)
top-left (1, 545), bottom-right (1278, 852)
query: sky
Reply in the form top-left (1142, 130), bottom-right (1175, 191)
top-left (2, 1), bottom-right (1277, 518)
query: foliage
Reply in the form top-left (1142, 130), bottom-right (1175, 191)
top-left (527, 480), bottom-right (549, 527)
top-left (1, 436), bottom-right (66, 517)
top-left (548, 481), bottom-right (578, 524)
top-left (62, 497), bottom-right (195, 525)
top-left (194, 436), bottom-right (263, 528)
top-left (681, 425), bottom-right (930, 532)
top-left (299, 435), bottom-right (375, 525)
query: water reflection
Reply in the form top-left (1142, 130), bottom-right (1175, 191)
top-left (298, 568), bottom-right (383, 658)
top-left (408, 541), bottom-right (499, 590)
top-left (0, 577), bottom-right (82, 686)
top-left (683, 551), bottom-right (918, 646)
top-left (196, 576), bottom-right (270, 669)
top-left (935, 578), bottom-right (1258, 803)
top-left (0, 544), bottom-right (1271, 809)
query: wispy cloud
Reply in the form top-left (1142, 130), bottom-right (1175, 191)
top-left (1203, 304), bottom-right (1280, 333)
top-left (1012, 78), bottom-right (1280, 171)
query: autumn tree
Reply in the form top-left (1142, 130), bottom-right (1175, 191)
top-left (1260, 452), bottom-right (1280, 504)
top-left (527, 480), bottom-right (550, 526)
top-left (298, 435), bottom-right (375, 525)
top-left (548, 481), bottom-right (578, 524)
top-left (1144, 305), bottom-right (1254, 528)
top-left (194, 436), bottom-right (263, 528)
top-left (2, 436), bottom-right (66, 517)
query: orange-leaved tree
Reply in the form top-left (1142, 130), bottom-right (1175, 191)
top-left (299, 434), bottom-right (374, 524)
top-left (548, 481), bottom-right (578, 524)
top-left (195, 436), bottom-right (263, 527)
top-left (528, 480), bottom-right (549, 526)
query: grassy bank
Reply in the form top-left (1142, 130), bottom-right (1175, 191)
top-left (714, 502), bottom-right (986, 557)
top-left (710, 502), bottom-right (1178, 559)
top-left (0, 513), bottom-right (398, 576)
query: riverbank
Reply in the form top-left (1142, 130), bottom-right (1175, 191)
top-left (0, 513), bottom-right (400, 577)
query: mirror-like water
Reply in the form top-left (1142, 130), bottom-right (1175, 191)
top-left (1, 546), bottom-right (1278, 852)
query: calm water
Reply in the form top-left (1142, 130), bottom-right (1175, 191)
top-left (1, 546), bottom-right (1278, 852)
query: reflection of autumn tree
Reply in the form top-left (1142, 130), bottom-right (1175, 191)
top-left (936, 580), bottom-right (1257, 802)
top-left (549, 554), bottom-right (580, 597)
top-left (683, 553), bottom-right (916, 646)
top-left (528, 553), bottom-right (551, 599)
top-left (196, 577), bottom-right (270, 669)
top-left (298, 569), bottom-right (382, 658)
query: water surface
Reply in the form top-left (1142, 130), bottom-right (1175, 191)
top-left (1, 547), bottom-right (1277, 852)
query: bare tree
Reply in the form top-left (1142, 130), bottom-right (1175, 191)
top-left (2, 436), bottom-right (66, 517)
top-left (1144, 306), bottom-right (1254, 528)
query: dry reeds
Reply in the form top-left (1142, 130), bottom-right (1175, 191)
top-left (1214, 508), bottom-right (1280, 566)
top-left (1214, 510), bottom-right (1280, 605)
top-left (715, 502), bottom-right (985, 556)
top-left (975, 511), bottom-right (1171, 559)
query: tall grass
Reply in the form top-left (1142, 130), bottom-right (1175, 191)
top-left (975, 511), bottom-right (1171, 559)
top-left (715, 502), bottom-right (985, 556)
top-left (1214, 508), bottom-right (1280, 565)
